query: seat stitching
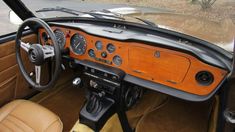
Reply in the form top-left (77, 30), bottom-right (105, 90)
top-left (0, 100), bottom-right (27, 122)
top-left (1, 121), bottom-right (14, 131)
top-left (5, 117), bottom-right (29, 132)
top-left (43, 118), bottom-right (61, 131)
top-left (3, 118), bottom-right (24, 131)
top-left (8, 114), bottom-right (35, 131)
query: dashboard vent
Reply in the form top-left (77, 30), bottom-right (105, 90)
top-left (196, 71), bottom-right (214, 86)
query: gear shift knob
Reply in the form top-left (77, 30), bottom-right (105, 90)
top-left (73, 77), bottom-right (81, 87)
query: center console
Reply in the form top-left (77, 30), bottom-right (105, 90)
top-left (75, 60), bottom-right (128, 131)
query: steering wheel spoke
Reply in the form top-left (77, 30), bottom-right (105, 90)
top-left (35, 66), bottom-right (41, 84)
top-left (20, 41), bottom-right (30, 52)
top-left (42, 45), bottom-right (55, 59)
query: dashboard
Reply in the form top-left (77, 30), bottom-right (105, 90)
top-left (39, 24), bottom-right (228, 100)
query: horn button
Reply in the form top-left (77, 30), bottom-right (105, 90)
top-left (28, 44), bottom-right (45, 66)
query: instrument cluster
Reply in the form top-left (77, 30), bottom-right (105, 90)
top-left (68, 32), bottom-right (123, 66)
top-left (40, 28), bottom-right (123, 67)
top-left (87, 40), bottom-right (122, 66)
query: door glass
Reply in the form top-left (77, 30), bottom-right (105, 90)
top-left (0, 1), bottom-right (20, 36)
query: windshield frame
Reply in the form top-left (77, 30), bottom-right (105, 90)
top-left (3, 0), bottom-right (233, 61)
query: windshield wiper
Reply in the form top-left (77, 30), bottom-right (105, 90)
top-left (36, 7), bottom-right (125, 20)
top-left (37, 7), bottom-right (156, 27)
top-left (36, 7), bottom-right (80, 16)
top-left (134, 17), bottom-right (157, 27)
top-left (100, 9), bottom-right (156, 27)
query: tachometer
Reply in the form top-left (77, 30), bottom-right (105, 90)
top-left (54, 29), bottom-right (66, 49)
top-left (70, 33), bottom-right (87, 55)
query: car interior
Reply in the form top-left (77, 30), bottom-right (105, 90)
top-left (0, 0), bottom-right (235, 132)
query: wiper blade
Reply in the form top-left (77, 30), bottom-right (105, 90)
top-left (36, 7), bottom-right (105, 19)
top-left (134, 17), bottom-right (157, 27)
top-left (36, 7), bottom-right (125, 20)
top-left (100, 9), bottom-right (156, 27)
top-left (36, 7), bottom-right (80, 16)
top-left (37, 7), bottom-right (156, 27)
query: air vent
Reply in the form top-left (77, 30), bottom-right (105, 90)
top-left (196, 71), bottom-right (214, 86)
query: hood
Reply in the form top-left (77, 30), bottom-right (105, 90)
top-left (106, 7), bottom-right (235, 52)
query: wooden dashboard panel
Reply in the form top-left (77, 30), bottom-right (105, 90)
top-left (39, 26), bottom-right (228, 96)
top-left (128, 46), bottom-right (190, 84)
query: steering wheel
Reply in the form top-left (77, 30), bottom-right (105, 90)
top-left (16, 18), bottom-right (61, 91)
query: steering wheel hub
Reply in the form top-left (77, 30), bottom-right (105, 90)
top-left (28, 44), bottom-right (45, 66)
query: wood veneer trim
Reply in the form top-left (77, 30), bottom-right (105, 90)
top-left (39, 27), bottom-right (228, 96)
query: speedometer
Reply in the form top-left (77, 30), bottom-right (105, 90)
top-left (54, 29), bottom-right (66, 49)
top-left (70, 33), bottom-right (87, 55)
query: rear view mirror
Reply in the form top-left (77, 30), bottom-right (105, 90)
top-left (8, 10), bottom-right (23, 25)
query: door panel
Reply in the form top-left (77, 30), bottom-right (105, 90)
top-left (0, 76), bottom-right (16, 105)
top-left (0, 34), bottom-right (37, 106)
top-left (0, 53), bottom-right (16, 71)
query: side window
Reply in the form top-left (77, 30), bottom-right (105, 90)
top-left (0, 1), bottom-right (20, 36)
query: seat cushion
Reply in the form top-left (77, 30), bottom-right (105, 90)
top-left (0, 100), bottom-right (63, 132)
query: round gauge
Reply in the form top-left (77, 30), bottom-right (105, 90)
top-left (70, 33), bottom-right (87, 55)
top-left (113, 55), bottom-right (122, 66)
top-left (95, 41), bottom-right (103, 50)
top-left (107, 43), bottom-right (115, 53)
top-left (88, 49), bottom-right (95, 58)
top-left (54, 29), bottom-right (66, 49)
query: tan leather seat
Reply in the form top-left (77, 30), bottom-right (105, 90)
top-left (0, 100), bottom-right (63, 132)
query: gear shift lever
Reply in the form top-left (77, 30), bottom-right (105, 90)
top-left (86, 94), bottom-right (102, 114)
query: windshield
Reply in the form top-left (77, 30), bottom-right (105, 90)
top-left (21, 0), bottom-right (235, 52)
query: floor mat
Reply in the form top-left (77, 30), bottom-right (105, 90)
top-left (70, 90), bottom-right (169, 132)
top-left (136, 97), bottom-right (213, 132)
top-left (30, 82), bottom-right (213, 132)
top-left (31, 83), bottom-right (86, 132)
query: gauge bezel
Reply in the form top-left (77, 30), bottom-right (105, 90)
top-left (54, 29), bottom-right (66, 48)
top-left (70, 33), bottom-right (87, 55)
top-left (88, 49), bottom-right (96, 58)
top-left (95, 41), bottom-right (103, 50)
top-left (107, 43), bottom-right (116, 53)
top-left (113, 55), bottom-right (122, 66)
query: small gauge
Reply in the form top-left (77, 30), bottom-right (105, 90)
top-left (70, 33), bottom-right (87, 55)
top-left (95, 41), bottom-right (103, 50)
top-left (113, 55), bottom-right (122, 66)
top-left (107, 43), bottom-right (116, 53)
top-left (54, 29), bottom-right (66, 49)
top-left (101, 51), bottom-right (107, 58)
top-left (88, 49), bottom-right (95, 58)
